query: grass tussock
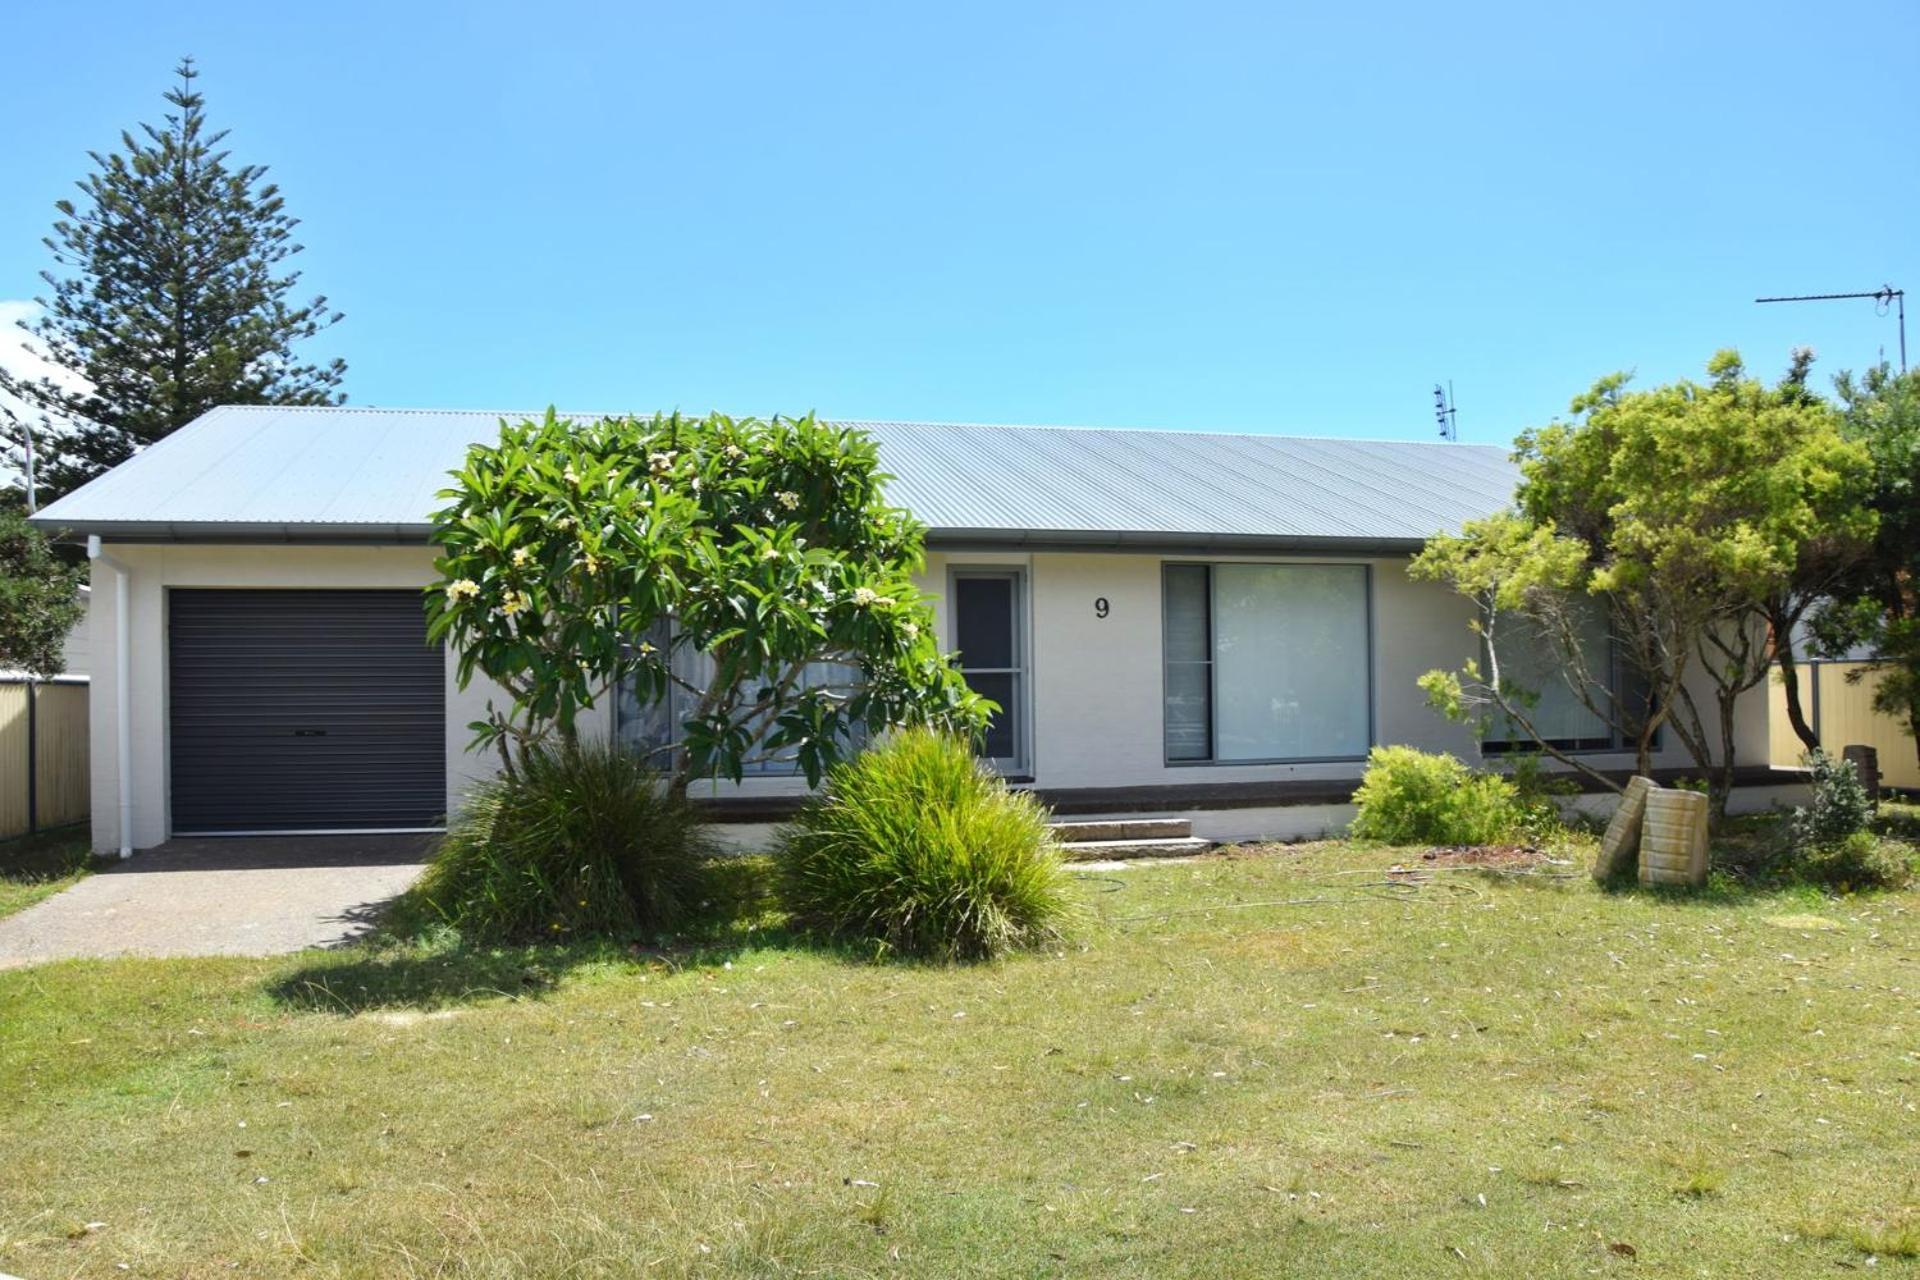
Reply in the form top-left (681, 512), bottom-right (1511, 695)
top-left (1663, 1151), bottom-right (1728, 1199)
top-left (401, 737), bottom-right (717, 943)
top-left (776, 728), bottom-right (1074, 961)
top-left (1803, 1213), bottom-right (1920, 1259)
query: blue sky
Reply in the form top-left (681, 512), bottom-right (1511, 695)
top-left (4, 0), bottom-right (1916, 447)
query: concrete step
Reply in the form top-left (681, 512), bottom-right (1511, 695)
top-left (1049, 818), bottom-right (1192, 844)
top-left (1059, 836), bottom-right (1213, 862)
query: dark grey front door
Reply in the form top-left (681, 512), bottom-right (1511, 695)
top-left (168, 589), bottom-right (445, 833)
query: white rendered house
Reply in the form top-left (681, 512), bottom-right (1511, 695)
top-left (29, 406), bottom-right (1787, 855)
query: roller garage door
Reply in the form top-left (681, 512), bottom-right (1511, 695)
top-left (168, 589), bottom-right (446, 833)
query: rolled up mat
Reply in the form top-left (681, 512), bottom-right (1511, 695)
top-left (1595, 775), bottom-right (1656, 881)
top-left (1639, 788), bottom-right (1709, 887)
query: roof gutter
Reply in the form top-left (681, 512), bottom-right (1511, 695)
top-left (34, 522), bottom-right (1436, 556)
top-left (85, 536), bottom-right (134, 859)
top-left (922, 528), bottom-right (1433, 556)
top-left (34, 520), bottom-right (435, 545)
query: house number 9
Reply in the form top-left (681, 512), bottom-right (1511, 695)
top-left (1094, 597), bottom-right (1110, 618)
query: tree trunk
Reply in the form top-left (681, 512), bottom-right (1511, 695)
top-left (1667, 682), bottom-right (1717, 799)
top-left (1775, 647), bottom-right (1820, 754)
top-left (1712, 689), bottom-right (1738, 821)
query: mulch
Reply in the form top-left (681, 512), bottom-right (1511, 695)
top-left (1402, 844), bottom-right (1549, 870)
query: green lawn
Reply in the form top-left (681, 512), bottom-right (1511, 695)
top-left (0, 824), bottom-right (94, 920)
top-left (1, 835), bottom-right (1916, 1278)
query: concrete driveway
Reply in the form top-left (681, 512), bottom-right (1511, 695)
top-left (0, 834), bottom-right (434, 969)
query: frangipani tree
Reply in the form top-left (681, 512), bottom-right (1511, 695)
top-left (427, 410), bottom-right (988, 796)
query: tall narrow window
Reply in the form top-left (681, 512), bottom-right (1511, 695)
top-left (1163, 565), bottom-right (1213, 761)
top-left (952, 570), bottom-right (1026, 771)
top-left (1162, 562), bottom-right (1372, 763)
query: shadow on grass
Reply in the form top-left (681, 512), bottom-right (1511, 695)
top-left (1585, 829), bottom-right (1805, 907)
top-left (0, 824), bottom-right (95, 884)
top-left (266, 945), bottom-right (588, 1013)
top-left (0, 824), bottom-right (100, 918)
top-left (264, 855), bottom-right (851, 1014)
top-left (1588, 807), bottom-right (1917, 908)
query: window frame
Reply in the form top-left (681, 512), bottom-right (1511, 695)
top-left (946, 565), bottom-right (1032, 778)
top-left (1478, 621), bottom-right (1657, 757)
top-left (1160, 559), bottom-right (1376, 768)
top-left (610, 618), bottom-right (865, 778)
top-left (1160, 563), bottom-right (1214, 764)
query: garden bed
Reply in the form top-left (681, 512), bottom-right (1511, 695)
top-left (1404, 842), bottom-right (1553, 869)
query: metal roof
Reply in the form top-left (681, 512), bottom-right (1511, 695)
top-left (30, 405), bottom-right (1520, 550)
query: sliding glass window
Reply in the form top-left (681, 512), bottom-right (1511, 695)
top-left (1163, 563), bottom-right (1372, 764)
top-left (613, 618), bottom-right (862, 776)
top-left (1481, 597), bottom-right (1655, 754)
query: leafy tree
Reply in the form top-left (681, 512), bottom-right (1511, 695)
top-left (1415, 351), bottom-right (1875, 814)
top-left (1809, 362), bottom-right (1920, 768)
top-left (0, 59), bottom-right (344, 502)
top-left (0, 505), bottom-right (85, 677)
top-left (427, 410), bottom-right (989, 797)
top-left (1413, 510), bottom-right (1661, 788)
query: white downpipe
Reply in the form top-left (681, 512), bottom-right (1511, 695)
top-left (86, 536), bottom-right (134, 859)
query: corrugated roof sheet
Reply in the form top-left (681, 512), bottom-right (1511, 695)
top-left (31, 405), bottom-right (1520, 547)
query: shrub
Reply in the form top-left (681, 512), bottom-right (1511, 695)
top-left (408, 737), bottom-right (717, 942)
top-left (775, 729), bottom-right (1072, 961)
top-left (1797, 830), bottom-right (1914, 892)
top-left (1350, 746), bottom-right (1523, 846)
top-left (1788, 750), bottom-right (1874, 853)
top-left (1503, 751), bottom-right (1580, 841)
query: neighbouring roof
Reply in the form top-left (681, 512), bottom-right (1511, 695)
top-left (30, 405), bottom-right (1520, 551)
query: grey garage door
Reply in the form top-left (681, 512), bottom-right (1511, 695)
top-left (169, 589), bottom-right (446, 833)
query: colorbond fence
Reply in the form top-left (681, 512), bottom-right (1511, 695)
top-left (1769, 661), bottom-right (1920, 792)
top-left (0, 678), bottom-right (90, 839)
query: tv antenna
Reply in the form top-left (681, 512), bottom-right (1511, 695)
top-left (1755, 284), bottom-right (1905, 372)
top-left (1433, 382), bottom-right (1458, 441)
